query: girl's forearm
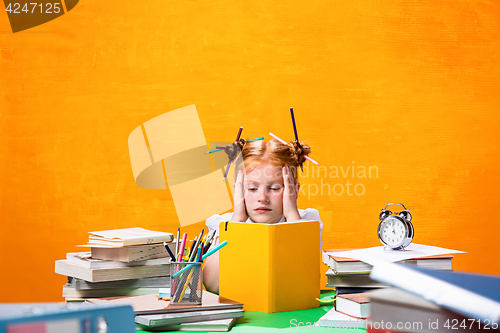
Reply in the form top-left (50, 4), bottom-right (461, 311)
top-left (287, 209), bottom-right (301, 221)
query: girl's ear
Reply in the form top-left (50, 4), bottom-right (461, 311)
top-left (295, 183), bottom-right (300, 198)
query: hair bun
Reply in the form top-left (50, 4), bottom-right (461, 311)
top-left (225, 138), bottom-right (247, 162)
top-left (291, 140), bottom-right (311, 166)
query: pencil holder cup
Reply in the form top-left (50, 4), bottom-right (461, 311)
top-left (170, 262), bottom-right (203, 305)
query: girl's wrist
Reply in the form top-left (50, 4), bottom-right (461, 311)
top-left (231, 213), bottom-right (247, 222)
top-left (286, 209), bottom-right (301, 221)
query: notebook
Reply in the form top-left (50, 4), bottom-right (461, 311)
top-left (86, 291), bottom-right (242, 315)
top-left (218, 220), bottom-right (320, 313)
top-left (135, 308), bottom-right (244, 327)
top-left (135, 317), bottom-right (238, 332)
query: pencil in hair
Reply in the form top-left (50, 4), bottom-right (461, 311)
top-left (248, 136), bottom-right (264, 142)
top-left (236, 127), bottom-right (243, 141)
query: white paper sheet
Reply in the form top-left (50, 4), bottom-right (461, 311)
top-left (316, 307), bottom-right (366, 329)
top-left (326, 243), bottom-right (465, 266)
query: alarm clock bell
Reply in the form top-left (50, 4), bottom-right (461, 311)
top-left (377, 203), bottom-right (414, 250)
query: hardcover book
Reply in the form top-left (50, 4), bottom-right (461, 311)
top-left (68, 276), bottom-right (170, 290)
top-left (336, 292), bottom-right (370, 319)
top-left (323, 249), bottom-right (453, 274)
top-left (90, 243), bottom-right (174, 262)
top-left (55, 260), bottom-right (170, 282)
top-left (325, 269), bottom-right (388, 288)
top-left (62, 284), bottom-right (162, 299)
top-left (368, 288), bottom-right (489, 332)
top-left (219, 220), bottom-right (320, 313)
top-left (370, 262), bottom-right (500, 323)
top-left (67, 252), bottom-right (171, 269)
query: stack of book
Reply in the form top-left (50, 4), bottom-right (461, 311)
top-left (87, 290), bottom-right (244, 331)
top-left (55, 227), bottom-right (175, 301)
top-left (322, 248), bottom-right (454, 294)
top-left (319, 248), bottom-right (456, 328)
top-left (367, 262), bottom-right (500, 333)
top-left (79, 227), bottom-right (241, 331)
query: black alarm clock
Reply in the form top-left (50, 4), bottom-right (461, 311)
top-left (377, 203), bottom-right (414, 250)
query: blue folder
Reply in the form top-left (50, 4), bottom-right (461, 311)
top-left (0, 302), bottom-right (135, 333)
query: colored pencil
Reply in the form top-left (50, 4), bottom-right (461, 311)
top-left (189, 235), bottom-right (198, 257)
top-left (269, 132), bottom-right (287, 145)
top-left (223, 159), bottom-right (231, 181)
top-left (163, 241), bottom-right (176, 261)
top-left (177, 266), bottom-right (195, 302)
top-left (175, 228), bottom-right (180, 257)
top-left (173, 240), bottom-right (228, 278)
top-left (304, 155), bottom-right (318, 165)
top-left (178, 233), bottom-right (188, 261)
top-left (236, 127), bottom-right (243, 141)
top-left (290, 107), bottom-right (303, 172)
top-left (188, 229), bottom-right (205, 262)
top-left (203, 231), bottom-right (216, 253)
top-left (205, 148), bottom-right (223, 154)
top-left (290, 107), bottom-right (299, 142)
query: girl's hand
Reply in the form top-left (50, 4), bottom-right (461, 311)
top-left (282, 165), bottom-right (301, 221)
top-left (231, 170), bottom-right (248, 222)
top-left (202, 237), bottom-right (219, 294)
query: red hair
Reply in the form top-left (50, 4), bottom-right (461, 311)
top-left (231, 139), bottom-right (312, 184)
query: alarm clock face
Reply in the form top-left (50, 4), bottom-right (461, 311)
top-left (378, 216), bottom-right (413, 249)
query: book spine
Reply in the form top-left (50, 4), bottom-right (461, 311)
top-left (269, 226), bottom-right (276, 313)
top-left (122, 234), bottom-right (174, 246)
top-left (55, 260), bottom-right (92, 282)
top-left (129, 243), bottom-right (171, 261)
top-left (94, 247), bottom-right (130, 261)
top-left (370, 262), bottom-right (500, 323)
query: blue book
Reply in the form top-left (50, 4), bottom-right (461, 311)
top-left (370, 262), bottom-right (500, 324)
top-left (0, 303), bottom-right (135, 333)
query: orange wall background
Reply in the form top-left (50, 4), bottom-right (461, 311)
top-left (1, 0), bottom-right (499, 302)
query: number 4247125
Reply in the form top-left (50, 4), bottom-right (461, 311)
top-left (5, 3), bottom-right (62, 14)
top-left (444, 319), bottom-right (498, 330)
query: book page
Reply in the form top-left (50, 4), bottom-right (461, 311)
top-left (326, 244), bottom-right (465, 266)
top-left (89, 227), bottom-right (172, 241)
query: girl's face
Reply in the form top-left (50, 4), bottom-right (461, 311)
top-left (243, 163), bottom-right (286, 224)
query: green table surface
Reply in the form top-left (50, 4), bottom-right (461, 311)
top-left (136, 291), bottom-right (365, 332)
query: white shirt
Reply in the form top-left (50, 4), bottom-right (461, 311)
top-left (205, 208), bottom-right (323, 248)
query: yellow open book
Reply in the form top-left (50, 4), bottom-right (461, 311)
top-left (219, 220), bottom-right (320, 313)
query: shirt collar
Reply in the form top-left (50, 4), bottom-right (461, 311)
top-left (246, 214), bottom-right (286, 224)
